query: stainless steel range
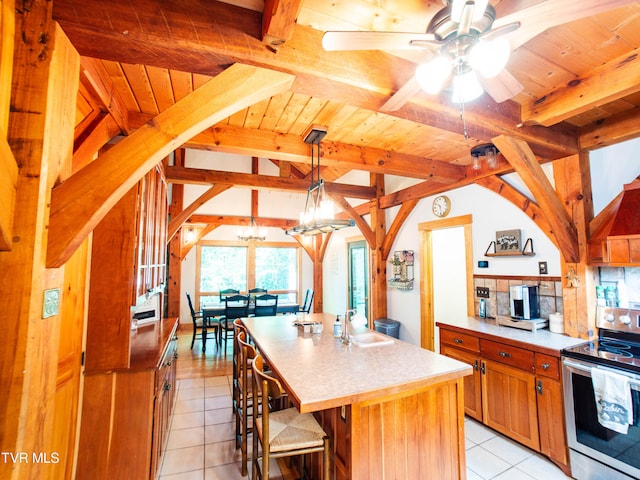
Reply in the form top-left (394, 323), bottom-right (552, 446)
top-left (562, 306), bottom-right (640, 479)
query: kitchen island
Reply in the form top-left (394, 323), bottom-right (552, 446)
top-left (243, 312), bottom-right (471, 480)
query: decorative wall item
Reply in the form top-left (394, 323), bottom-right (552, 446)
top-left (388, 250), bottom-right (415, 290)
top-left (495, 229), bottom-right (521, 254)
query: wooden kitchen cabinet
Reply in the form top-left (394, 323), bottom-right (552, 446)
top-left (440, 329), bottom-right (482, 421)
top-left (77, 318), bottom-right (178, 480)
top-left (481, 358), bottom-right (540, 450)
top-left (439, 325), bottom-right (570, 474)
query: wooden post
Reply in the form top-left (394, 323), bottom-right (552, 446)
top-left (167, 149), bottom-right (186, 319)
top-left (1, 5), bottom-right (81, 479)
top-left (369, 173), bottom-right (387, 321)
top-left (553, 152), bottom-right (598, 339)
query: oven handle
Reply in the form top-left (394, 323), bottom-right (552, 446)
top-left (563, 358), bottom-right (640, 388)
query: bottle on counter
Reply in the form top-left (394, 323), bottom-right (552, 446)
top-left (479, 299), bottom-right (486, 318)
top-left (334, 316), bottom-right (342, 338)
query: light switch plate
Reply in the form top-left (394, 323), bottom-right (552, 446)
top-left (476, 287), bottom-right (490, 298)
top-left (538, 261), bottom-right (548, 275)
top-left (42, 288), bottom-right (60, 318)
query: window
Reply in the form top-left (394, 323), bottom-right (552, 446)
top-left (196, 242), bottom-right (300, 306)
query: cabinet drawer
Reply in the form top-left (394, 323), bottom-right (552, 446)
top-left (440, 329), bottom-right (480, 353)
top-left (480, 339), bottom-right (534, 372)
top-left (535, 354), bottom-right (560, 380)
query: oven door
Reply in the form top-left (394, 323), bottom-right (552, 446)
top-left (563, 357), bottom-right (640, 479)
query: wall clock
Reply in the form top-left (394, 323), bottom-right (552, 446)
top-left (432, 195), bottom-right (451, 218)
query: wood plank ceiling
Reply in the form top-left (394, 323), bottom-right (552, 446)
top-left (54, 0), bottom-right (640, 224)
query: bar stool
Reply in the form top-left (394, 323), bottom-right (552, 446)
top-left (236, 330), bottom-right (258, 476)
top-left (232, 319), bottom-right (248, 450)
top-left (252, 354), bottom-right (331, 480)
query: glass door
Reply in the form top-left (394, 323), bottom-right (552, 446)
top-left (348, 240), bottom-right (368, 320)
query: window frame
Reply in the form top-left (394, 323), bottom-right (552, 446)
top-left (195, 240), bottom-right (302, 309)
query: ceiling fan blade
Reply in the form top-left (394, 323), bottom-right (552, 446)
top-left (479, 70), bottom-right (523, 103)
top-left (322, 31), bottom-right (437, 52)
top-left (482, 21), bottom-right (521, 42)
top-left (493, 0), bottom-right (635, 50)
top-left (380, 77), bottom-right (422, 112)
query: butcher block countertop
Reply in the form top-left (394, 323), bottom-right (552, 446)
top-left (437, 316), bottom-right (586, 356)
top-left (242, 312), bottom-right (471, 413)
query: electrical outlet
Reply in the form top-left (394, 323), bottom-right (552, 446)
top-left (476, 287), bottom-right (490, 298)
top-left (538, 261), bottom-right (548, 275)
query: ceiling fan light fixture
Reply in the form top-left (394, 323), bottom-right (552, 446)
top-left (450, 0), bottom-right (489, 24)
top-left (452, 69), bottom-right (483, 103)
top-left (469, 37), bottom-right (511, 78)
top-left (415, 56), bottom-right (452, 94)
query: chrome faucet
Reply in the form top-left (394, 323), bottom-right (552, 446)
top-left (341, 309), bottom-right (356, 345)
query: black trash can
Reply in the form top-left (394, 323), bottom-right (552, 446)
top-left (374, 318), bottom-right (400, 339)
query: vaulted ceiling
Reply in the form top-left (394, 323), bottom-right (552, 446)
top-left (54, 0), bottom-right (640, 224)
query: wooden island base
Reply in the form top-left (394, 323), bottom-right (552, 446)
top-left (316, 378), bottom-right (466, 479)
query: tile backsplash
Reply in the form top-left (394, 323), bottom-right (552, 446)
top-left (473, 276), bottom-right (563, 320)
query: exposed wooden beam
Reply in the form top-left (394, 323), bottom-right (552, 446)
top-left (166, 165), bottom-right (377, 199)
top-left (72, 114), bottom-right (120, 173)
top-left (262, 0), bottom-right (303, 51)
top-left (52, 0), bottom-right (578, 158)
top-left (79, 57), bottom-right (129, 133)
top-left (188, 214), bottom-right (298, 228)
top-left (330, 194), bottom-right (374, 247)
top-left (492, 135), bottom-right (580, 263)
top-left (381, 199), bottom-right (419, 260)
top-left (167, 184), bottom-right (233, 242)
top-left (522, 48), bottom-right (640, 127)
top-left (47, 63), bottom-right (295, 267)
top-left (181, 125), bottom-right (465, 181)
top-left (580, 108), bottom-right (640, 151)
top-left (475, 176), bottom-right (558, 249)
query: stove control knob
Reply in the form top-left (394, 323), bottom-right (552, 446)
top-left (619, 315), bottom-right (632, 325)
top-left (604, 313), bottom-right (615, 323)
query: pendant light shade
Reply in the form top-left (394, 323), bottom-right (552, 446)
top-left (286, 126), bottom-right (354, 236)
top-left (237, 216), bottom-right (266, 241)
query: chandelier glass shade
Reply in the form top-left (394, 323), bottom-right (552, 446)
top-left (286, 126), bottom-right (354, 236)
top-left (237, 216), bottom-right (266, 241)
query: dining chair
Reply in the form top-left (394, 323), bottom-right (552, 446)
top-left (254, 293), bottom-right (278, 317)
top-left (252, 354), bottom-right (330, 480)
top-left (219, 288), bottom-right (240, 303)
top-left (222, 294), bottom-right (250, 349)
top-left (186, 292), bottom-right (218, 351)
top-left (248, 287), bottom-right (267, 304)
top-left (299, 288), bottom-right (314, 314)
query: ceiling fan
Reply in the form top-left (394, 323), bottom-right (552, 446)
top-left (322, 0), bottom-right (634, 111)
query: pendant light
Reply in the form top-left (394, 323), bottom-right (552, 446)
top-left (286, 125), bottom-right (354, 236)
top-left (237, 216), bottom-right (266, 241)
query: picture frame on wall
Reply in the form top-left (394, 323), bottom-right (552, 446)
top-left (495, 229), bottom-right (521, 255)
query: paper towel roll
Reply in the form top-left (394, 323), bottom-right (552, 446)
top-left (549, 313), bottom-right (564, 334)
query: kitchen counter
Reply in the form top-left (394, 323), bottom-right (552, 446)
top-left (243, 312), bottom-right (471, 413)
top-left (242, 312), bottom-right (471, 479)
top-left (436, 316), bottom-right (586, 355)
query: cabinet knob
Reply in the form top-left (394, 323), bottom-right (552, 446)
top-left (499, 351), bottom-right (511, 358)
top-left (473, 360), bottom-right (479, 371)
top-left (536, 381), bottom-right (543, 394)
top-left (454, 338), bottom-right (463, 344)
top-left (541, 362), bottom-right (550, 370)
top-left (164, 383), bottom-right (171, 391)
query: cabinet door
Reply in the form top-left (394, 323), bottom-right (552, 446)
top-left (536, 377), bottom-right (568, 467)
top-left (441, 345), bottom-right (482, 421)
top-left (482, 359), bottom-right (540, 451)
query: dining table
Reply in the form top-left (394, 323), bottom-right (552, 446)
top-left (200, 302), bottom-right (300, 350)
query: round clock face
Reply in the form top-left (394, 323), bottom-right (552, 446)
top-left (432, 195), bottom-right (451, 217)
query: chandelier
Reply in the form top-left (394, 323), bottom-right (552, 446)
top-left (237, 216), bottom-right (266, 241)
top-left (286, 125), bottom-right (354, 236)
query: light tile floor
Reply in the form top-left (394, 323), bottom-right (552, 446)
top-left (160, 376), bottom-right (573, 480)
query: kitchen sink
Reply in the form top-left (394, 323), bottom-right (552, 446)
top-left (351, 332), bottom-right (395, 348)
